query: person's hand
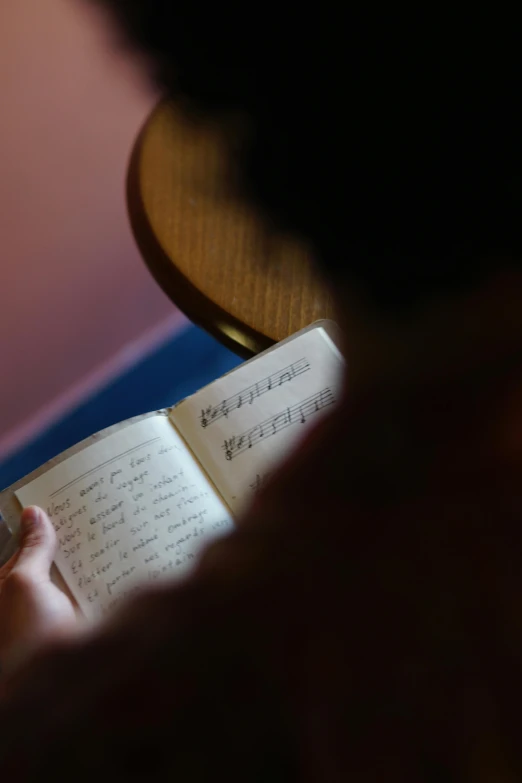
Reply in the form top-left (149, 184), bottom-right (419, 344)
top-left (0, 506), bottom-right (77, 674)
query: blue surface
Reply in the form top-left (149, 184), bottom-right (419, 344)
top-left (0, 325), bottom-right (242, 491)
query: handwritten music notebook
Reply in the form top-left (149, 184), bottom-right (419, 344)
top-left (0, 322), bottom-right (343, 620)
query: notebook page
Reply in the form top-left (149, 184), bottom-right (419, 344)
top-left (172, 327), bottom-right (344, 515)
top-left (16, 415), bottom-right (232, 619)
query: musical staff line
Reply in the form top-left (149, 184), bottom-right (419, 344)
top-left (222, 388), bottom-right (336, 460)
top-left (199, 358), bottom-right (310, 428)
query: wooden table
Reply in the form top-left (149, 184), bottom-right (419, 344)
top-left (127, 100), bottom-right (335, 357)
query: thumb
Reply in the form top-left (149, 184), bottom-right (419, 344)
top-left (14, 507), bottom-right (57, 580)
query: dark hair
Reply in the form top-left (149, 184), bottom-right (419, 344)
top-left (96, 3), bottom-right (522, 310)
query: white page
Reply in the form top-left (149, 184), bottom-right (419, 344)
top-left (16, 415), bottom-right (232, 620)
top-left (172, 328), bottom-right (344, 515)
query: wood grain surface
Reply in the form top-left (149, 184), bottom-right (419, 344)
top-left (127, 101), bottom-right (335, 357)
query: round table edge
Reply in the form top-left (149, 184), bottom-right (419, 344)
top-left (126, 115), bottom-right (276, 360)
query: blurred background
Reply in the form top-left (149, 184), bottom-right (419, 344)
top-left (0, 0), bottom-right (239, 489)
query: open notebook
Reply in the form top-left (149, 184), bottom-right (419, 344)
top-left (0, 321), bottom-right (344, 620)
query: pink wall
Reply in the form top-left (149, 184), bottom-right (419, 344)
top-left (0, 0), bottom-right (185, 460)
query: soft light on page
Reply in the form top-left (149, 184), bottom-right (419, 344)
top-left (172, 328), bottom-right (345, 515)
top-left (16, 415), bottom-right (232, 619)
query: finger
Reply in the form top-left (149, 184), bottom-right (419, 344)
top-left (13, 507), bottom-right (57, 580)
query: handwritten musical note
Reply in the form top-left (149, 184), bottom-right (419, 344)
top-left (222, 388), bottom-right (336, 460)
top-left (199, 358), bottom-right (310, 428)
top-left (249, 472), bottom-right (273, 494)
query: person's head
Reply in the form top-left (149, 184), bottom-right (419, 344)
top-left (96, 3), bottom-right (522, 316)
